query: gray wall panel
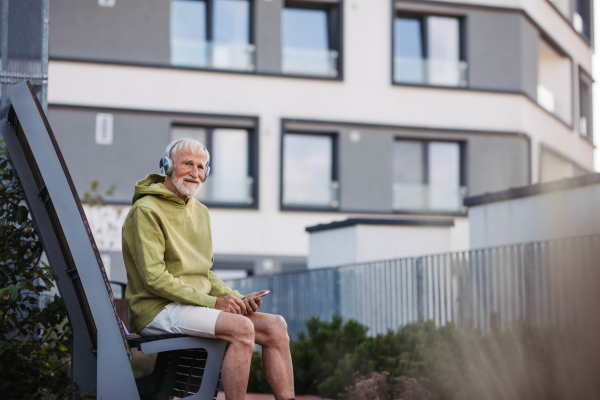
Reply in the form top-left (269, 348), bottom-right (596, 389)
top-left (339, 129), bottom-right (394, 212)
top-left (255, 0), bottom-right (283, 73)
top-left (49, 0), bottom-right (170, 64)
top-left (467, 135), bottom-right (529, 196)
top-left (519, 15), bottom-right (539, 100)
top-left (467, 11), bottom-right (523, 92)
top-left (48, 107), bottom-right (173, 203)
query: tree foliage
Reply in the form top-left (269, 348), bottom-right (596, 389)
top-left (0, 139), bottom-right (72, 399)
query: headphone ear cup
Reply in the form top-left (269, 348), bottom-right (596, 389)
top-left (204, 165), bottom-right (210, 182)
top-left (160, 156), bottom-right (174, 176)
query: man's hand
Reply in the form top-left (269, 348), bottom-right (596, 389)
top-left (215, 295), bottom-right (247, 314)
top-left (243, 290), bottom-right (268, 315)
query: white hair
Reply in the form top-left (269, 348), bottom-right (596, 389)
top-left (170, 138), bottom-right (210, 164)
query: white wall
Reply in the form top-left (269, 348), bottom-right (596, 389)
top-left (469, 183), bottom-right (600, 248)
top-left (308, 222), bottom-right (465, 268)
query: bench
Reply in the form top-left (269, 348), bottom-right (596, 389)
top-left (1, 80), bottom-right (227, 400)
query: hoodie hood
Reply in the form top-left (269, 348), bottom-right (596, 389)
top-left (132, 174), bottom-right (186, 205)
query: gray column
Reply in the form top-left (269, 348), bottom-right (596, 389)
top-left (254, 0), bottom-right (283, 73)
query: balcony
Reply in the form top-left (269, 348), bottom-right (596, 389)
top-left (392, 183), bottom-right (465, 212)
top-left (282, 181), bottom-right (339, 209)
top-left (393, 57), bottom-right (468, 87)
top-left (195, 176), bottom-right (254, 205)
top-left (281, 47), bottom-right (338, 77)
top-left (170, 40), bottom-right (256, 72)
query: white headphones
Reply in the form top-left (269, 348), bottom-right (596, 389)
top-left (159, 139), bottom-right (211, 181)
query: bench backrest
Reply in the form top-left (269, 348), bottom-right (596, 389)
top-left (1, 81), bottom-right (132, 360)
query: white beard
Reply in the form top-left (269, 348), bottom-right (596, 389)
top-left (172, 175), bottom-right (202, 198)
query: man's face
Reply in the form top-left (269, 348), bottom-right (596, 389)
top-left (167, 148), bottom-right (208, 200)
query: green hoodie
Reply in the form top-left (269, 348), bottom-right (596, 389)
top-left (122, 174), bottom-right (244, 333)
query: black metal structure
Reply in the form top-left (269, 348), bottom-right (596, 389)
top-left (0, 80), bottom-right (226, 400)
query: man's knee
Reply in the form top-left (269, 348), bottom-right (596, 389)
top-left (268, 315), bottom-right (289, 345)
top-left (233, 317), bottom-right (255, 348)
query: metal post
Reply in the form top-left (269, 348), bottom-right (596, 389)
top-left (416, 257), bottom-right (424, 323)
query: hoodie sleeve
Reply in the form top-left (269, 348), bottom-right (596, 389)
top-left (132, 205), bottom-right (219, 308)
top-left (208, 270), bottom-right (245, 300)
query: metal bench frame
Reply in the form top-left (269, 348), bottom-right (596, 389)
top-left (1, 81), bottom-right (226, 400)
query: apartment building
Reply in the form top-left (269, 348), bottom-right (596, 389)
top-left (45, 0), bottom-right (594, 283)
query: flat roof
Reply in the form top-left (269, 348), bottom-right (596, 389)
top-left (464, 173), bottom-right (600, 207)
top-left (305, 218), bottom-right (454, 233)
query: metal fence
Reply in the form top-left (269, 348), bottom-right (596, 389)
top-left (0, 0), bottom-right (49, 119)
top-left (227, 235), bottom-right (600, 338)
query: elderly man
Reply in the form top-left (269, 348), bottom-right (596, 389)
top-left (122, 138), bottom-right (295, 400)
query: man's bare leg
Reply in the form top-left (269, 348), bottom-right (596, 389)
top-left (215, 312), bottom-right (255, 400)
top-left (247, 313), bottom-right (295, 400)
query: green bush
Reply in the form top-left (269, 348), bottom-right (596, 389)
top-left (248, 313), bottom-right (574, 400)
top-left (0, 140), bottom-right (72, 399)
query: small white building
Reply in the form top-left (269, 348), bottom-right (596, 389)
top-left (465, 173), bottom-right (600, 248)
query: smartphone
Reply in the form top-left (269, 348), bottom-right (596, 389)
top-left (254, 290), bottom-right (270, 298)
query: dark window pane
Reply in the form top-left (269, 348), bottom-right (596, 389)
top-left (427, 16), bottom-right (461, 86)
top-left (283, 134), bottom-right (337, 207)
top-left (393, 140), bottom-right (423, 184)
top-left (213, 0), bottom-right (250, 44)
top-left (282, 8), bottom-right (329, 50)
top-left (394, 18), bottom-right (423, 58)
top-left (281, 8), bottom-right (337, 76)
top-left (428, 142), bottom-right (460, 188)
top-left (393, 18), bottom-right (424, 83)
top-left (170, 0), bottom-right (207, 66)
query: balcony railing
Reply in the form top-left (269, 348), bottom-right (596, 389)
top-left (393, 182), bottom-right (465, 212)
top-left (171, 40), bottom-right (256, 71)
top-left (282, 181), bottom-right (339, 208)
top-left (393, 57), bottom-right (468, 87)
top-left (195, 176), bottom-right (254, 205)
top-left (281, 47), bottom-right (338, 77)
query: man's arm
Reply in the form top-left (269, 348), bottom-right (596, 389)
top-left (131, 205), bottom-right (220, 308)
top-left (208, 270), bottom-right (245, 300)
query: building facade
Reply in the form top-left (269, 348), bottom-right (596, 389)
top-left (45, 0), bottom-right (594, 283)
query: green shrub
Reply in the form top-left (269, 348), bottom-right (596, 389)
top-left (0, 139), bottom-right (72, 399)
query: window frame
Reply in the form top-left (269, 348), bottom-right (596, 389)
top-left (391, 12), bottom-right (467, 88)
top-left (281, 0), bottom-right (344, 78)
top-left (392, 137), bottom-right (467, 214)
top-left (279, 130), bottom-right (339, 211)
top-left (170, 121), bottom-right (259, 209)
top-left (169, 0), bottom-right (255, 71)
top-left (578, 66), bottom-right (593, 143)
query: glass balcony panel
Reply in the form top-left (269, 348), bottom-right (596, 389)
top-left (394, 57), bottom-right (467, 87)
top-left (281, 47), bottom-right (338, 77)
top-left (393, 183), bottom-right (463, 212)
top-left (171, 40), bottom-right (255, 71)
top-left (283, 181), bottom-right (339, 208)
top-left (195, 176), bottom-right (254, 204)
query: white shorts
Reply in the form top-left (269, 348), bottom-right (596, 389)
top-left (139, 302), bottom-right (222, 339)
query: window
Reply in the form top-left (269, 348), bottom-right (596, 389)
top-left (537, 39), bottom-right (572, 124)
top-left (393, 14), bottom-right (466, 87)
top-left (282, 133), bottom-right (339, 209)
top-left (170, 0), bottom-right (255, 71)
top-left (579, 69), bottom-right (593, 140)
top-left (574, 0), bottom-right (591, 40)
top-left (171, 125), bottom-right (255, 205)
top-left (281, 2), bottom-right (340, 77)
top-left (393, 140), bottom-right (464, 212)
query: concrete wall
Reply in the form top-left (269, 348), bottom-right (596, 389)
top-left (468, 182), bottom-right (600, 248)
top-left (308, 223), bottom-right (461, 268)
top-left (49, 0), bottom-right (170, 64)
